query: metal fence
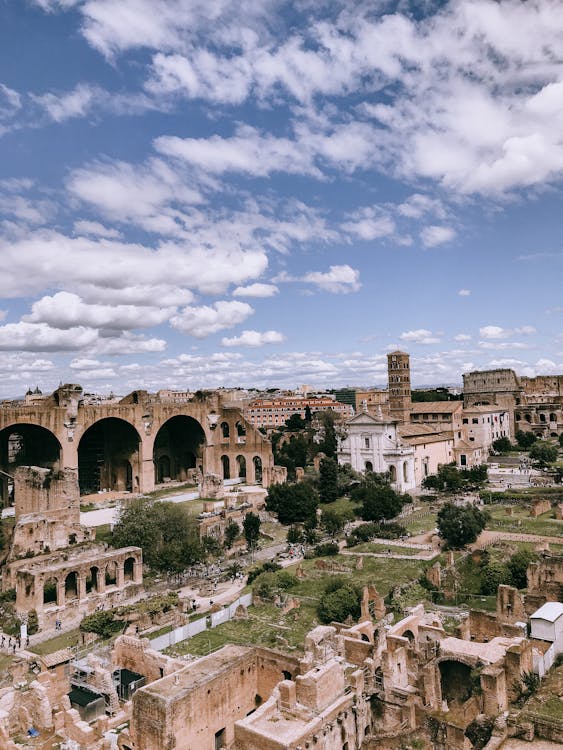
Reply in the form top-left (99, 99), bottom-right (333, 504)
top-left (149, 593), bottom-right (253, 651)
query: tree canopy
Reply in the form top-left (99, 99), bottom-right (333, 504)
top-left (515, 430), bottom-right (537, 449)
top-left (266, 482), bottom-right (319, 524)
top-left (422, 463), bottom-right (487, 492)
top-left (350, 476), bottom-right (405, 522)
top-left (436, 502), bottom-right (488, 548)
top-left (529, 440), bottom-right (558, 466)
top-left (243, 511), bottom-right (261, 550)
top-left (318, 456), bottom-right (339, 503)
top-left (317, 580), bottom-right (361, 624)
top-left (111, 497), bottom-right (204, 572)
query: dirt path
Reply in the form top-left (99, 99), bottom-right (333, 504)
top-left (472, 529), bottom-right (563, 549)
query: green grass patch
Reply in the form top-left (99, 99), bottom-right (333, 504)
top-left (95, 524), bottom-right (113, 544)
top-left (30, 628), bottom-right (80, 655)
top-left (404, 513), bottom-right (438, 535)
top-left (320, 496), bottom-right (359, 518)
top-left (350, 542), bottom-right (427, 555)
top-left (485, 505), bottom-right (563, 537)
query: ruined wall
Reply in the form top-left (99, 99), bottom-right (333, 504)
top-left (254, 647), bottom-right (300, 699)
top-left (130, 646), bottom-right (257, 750)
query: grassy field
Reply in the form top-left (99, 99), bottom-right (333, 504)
top-left (30, 628), bottom-right (81, 655)
top-left (165, 553), bottom-right (426, 657)
top-left (349, 542), bottom-right (428, 555)
top-left (485, 505), bottom-right (563, 537)
top-left (522, 661), bottom-right (563, 721)
top-left (404, 512), bottom-right (438, 536)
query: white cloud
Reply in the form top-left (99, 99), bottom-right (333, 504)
top-left (221, 329), bottom-right (285, 347)
top-left (420, 226), bottom-right (456, 248)
top-left (397, 194), bottom-right (446, 220)
top-left (0, 231), bottom-right (268, 300)
top-left (0, 322), bottom-right (99, 351)
top-left (170, 300), bottom-right (254, 338)
top-left (340, 207), bottom-right (395, 241)
top-left (300, 265), bottom-right (361, 294)
top-left (73, 220), bottom-right (123, 239)
top-left (232, 283), bottom-right (278, 298)
top-left (32, 83), bottom-right (97, 122)
top-left (479, 324), bottom-right (537, 340)
top-left (458, 289), bottom-right (471, 297)
top-left (400, 329), bottom-right (442, 345)
top-left (25, 292), bottom-right (174, 331)
top-left (454, 333), bottom-right (472, 342)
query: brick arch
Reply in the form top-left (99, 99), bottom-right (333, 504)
top-left (78, 417), bottom-right (142, 496)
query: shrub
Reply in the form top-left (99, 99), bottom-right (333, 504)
top-left (247, 561), bottom-right (281, 584)
top-left (314, 542), bottom-right (339, 556)
top-left (318, 582), bottom-right (361, 624)
top-left (27, 609), bottom-right (39, 635)
top-left (80, 611), bottom-right (123, 639)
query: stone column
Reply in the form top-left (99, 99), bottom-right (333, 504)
top-left (96, 568), bottom-right (106, 594)
top-left (116, 562), bottom-right (125, 588)
top-left (60, 440), bottom-right (79, 473)
top-left (56, 579), bottom-right (65, 608)
top-left (77, 574), bottom-right (87, 600)
top-left (134, 559), bottom-right (143, 584)
top-left (138, 435), bottom-right (156, 495)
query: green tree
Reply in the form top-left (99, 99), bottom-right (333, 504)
top-left (304, 405), bottom-right (312, 423)
top-left (287, 525), bottom-right (304, 544)
top-left (529, 440), bottom-right (558, 466)
top-left (492, 436), bottom-right (512, 454)
top-left (318, 457), bottom-right (339, 503)
top-left (285, 413), bottom-right (307, 430)
top-left (515, 430), bottom-right (537, 449)
top-left (266, 482), bottom-right (319, 525)
top-left (316, 411), bottom-right (338, 459)
top-left (223, 519), bottom-right (241, 549)
top-left (112, 497), bottom-right (204, 572)
top-left (351, 482), bottom-right (403, 522)
top-left (317, 581), bottom-right (361, 624)
top-left (337, 463), bottom-right (362, 496)
top-left (507, 549), bottom-right (535, 588)
top-left (480, 559), bottom-right (511, 594)
top-left (437, 503), bottom-right (487, 548)
top-left (559, 433), bottom-right (563, 448)
top-left (274, 434), bottom-right (310, 479)
top-left (321, 507), bottom-right (345, 537)
top-left (80, 611), bottom-right (123, 639)
top-left (242, 512), bottom-right (261, 550)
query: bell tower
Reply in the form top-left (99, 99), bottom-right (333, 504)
top-left (387, 351), bottom-right (411, 423)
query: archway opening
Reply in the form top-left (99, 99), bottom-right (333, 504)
top-left (253, 456), bottom-right (262, 484)
top-left (86, 566), bottom-right (99, 594)
top-left (105, 561), bottom-right (117, 587)
top-left (403, 629), bottom-right (415, 644)
top-left (549, 413), bottom-right (557, 422)
top-left (221, 455), bottom-right (230, 480)
top-left (157, 455), bottom-right (171, 483)
top-left (403, 461), bottom-right (408, 482)
top-left (540, 413), bottom-right (546, 423)
top-left (389, 465), bottom-right (397, 483)
top-left (439, 660), bottom-right (472, 704)
top-left (236, 455), bottom-right (246, 479)
top-left (44, 577), bottom-right (58, 605)
top-left (65, 571), bottom-right (78, 600)
top-left (78, 418), bottom-right (141, 496)
top-left (365, 461), bottom-right (373, 473)
top-left (0, 424), bottom-right (62, 505)
top-left (153, 416), bottom-right (205, 483)
top-left (124, 557), bottom-right (135, 582)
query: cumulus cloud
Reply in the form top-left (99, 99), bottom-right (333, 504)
top-left (454, 333), bottom-right (472, 342)
top-left (420, 226), bottom-right (456, 248)
top-left (170, 300), bottom-right (254, 338)
top-left (300, 265), bottom-right (361, 294)
top-left (479, 325), bottom-right (537, 340)
top-left (340, 207), bottom-right (395, 241)
top-left (221, 329), bottom-right (285, 347)
top-left (232, 283), bottom-right (278, 298)
top-left (400, 329), bottom-right (442, 345)
top-left (25, 292), bottom-right (174, 331)
top-left (0, 322), bottom-right (99, 351)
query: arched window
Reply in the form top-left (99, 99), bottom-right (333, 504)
top-left (86, 566), bottom-right (99, 594)
top-left (236, 455), bottom-right (247, 479)
top-left (105, 561), bottom-right (117, 587)
top-left (221, 422), bottom-right (230, 439)
top-left (549, 413), bottom-right (557, 422)
top-left (44, 577), bottom-right (58, 604)
top-left (515, 413), bottom-right (521, 422)
top-left (221, 455), bottom-right (230, 479)
top-left (124, 557), bottom-right (135, 581)
top-left (253, 456), bottom-right (262, 483)
top-left (389, 465), bottom-right (397, 483)
top-left (525, 414), bottom-right (531, 422)
top-left (540, 413), bottom-right (546, 423)
top-left (365, 461), bottom-right (373, 473)
top-left (403, 461), bottom-right (408, 482)
top-left (65, 571), bottom-right (78, 600)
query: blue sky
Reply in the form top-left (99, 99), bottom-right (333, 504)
top-left (0, 0), bottom-right (562, 396)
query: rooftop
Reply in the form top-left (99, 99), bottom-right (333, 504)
top-left (530, 602), bottom-right (563, 623)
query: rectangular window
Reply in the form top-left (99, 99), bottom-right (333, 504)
top-left (364, 438), bottom-right (370, 449)
top-left (462, 418), bottom-right (468, 424)
top-left (472, 418), bottom-right (478, 424)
